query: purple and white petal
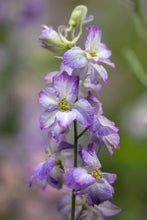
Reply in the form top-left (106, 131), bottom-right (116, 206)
top-left (72, 65), bottom-right (89, 80)
top-left (90, 63), bottom-right (108, 84)
top-left (99, 58), bottom-right (115, 68)
top-left (39, 87), bottom-right (59, 109)
top-left (49, 119), bottom-right (68, 141)
top-left (40, 110), bottom-right (58, 129)
top-left (44, 71), bottom-right (59, 84)
top-left (56, 110), bottom-right (76, 128)
top-left (98, 116), bottom-right (119, 133)
top-left (53, 71), bottom-right (76, 102)
top-left (96, 43), bottom-right (112, 61)
top-left (47, 165), bottom-right (64, 189)
top-left (66, 168), bottom-right (83, 190)
top-left (73, 98), bottom-right (94, 126)
top-left (63, 47), bottom-right (88, 69)
top-left (33, 153), bottom-right (56, 180)
top-left (73, 167), bottom-right (95, 188)
top-left (97, 201), bottom-right (121, 216)
top-left (89, 181), bottom-right (113, 205)
top-left (104, 133), bottom-right (120, 149)
top-left (102, 172), bottom-right (117, 184)
top-left (90, 115), bottom-right (117, 136)
top-left (80, 144), bottom-right (101, 168)
top-left (85, 25), bottom-right (102, 52)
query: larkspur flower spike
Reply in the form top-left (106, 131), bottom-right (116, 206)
top-left (30, 5), bottom-right (121, 220)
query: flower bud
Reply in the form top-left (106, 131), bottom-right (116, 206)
top-left (69, 5), bottom-right (88, 27)
top-left (38, 25), bottom-right (65, 51)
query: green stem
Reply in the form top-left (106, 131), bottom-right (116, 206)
top-left (77, 127), bottom-right (88, 139)
top-left (71, 120), bottom-right (78, 220)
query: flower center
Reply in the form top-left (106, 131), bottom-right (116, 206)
top-left (58, 98), bottom-right (72, 111)
top-left (93, 168), bottom-right (102, 180)
top-left (89, 51), bottom-right (97, 57)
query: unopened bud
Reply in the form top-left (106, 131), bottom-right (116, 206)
top-left (69, 5), bottom-right (88, 27)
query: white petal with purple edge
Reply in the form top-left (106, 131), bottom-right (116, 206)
top-left (40, 110), bottom-right (58, 129)
top-left (56, 110), bottom-right (76, 128)
top-left (85, 25), bottom-right (102, 51)
top-left (53, 71), bottom-right (76, 102)
top-left (39, 87), bottom-right (59, 108)
top-left (97, 43), bottom-right (112, 60)
top-left (44, 71), bottom-right (59, 84)
top-left (73, 167), bottom-right (95, 187)
top-left (63, 47), bottom-right (88, 69)
top-left (73, 98), bottom-right (94, 126)
top-left (90, 63), bottom-right (108, 84)
top-left (97, 201), bottom-right (121, 216)
top-left (80, 144), bottom-right (101, 168)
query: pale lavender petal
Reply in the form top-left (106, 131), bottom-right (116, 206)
top-left (72, 65), bottom-right (89, 80)
top-left (87, 91), bottom-right (103, 115)
top-left (85, 25), bottom-right (102, 51)
top-left (47, 165), bottom-right (64, 189)
top-left (53, 71), bottom-right (76, 102)
top-left (91, 63), bottom-right (108, 84)
top-left (104, 133), bottom-right (120, 149)
top-left (97, 43), bottom-right (112, 60)
top-left (63, 47), bottom-right (88, 69)
top-left (49, 119), bottom-right (68, 141)
top-left (44, 71), bottom-right (59, 84)
top-left (89, 181), bottom-right (113, 205)
top-left (40, 110), bottom-right (58, 129)
top-left (57, 193), bottom-right (71, 215)
top-left (73, 98), bottom-right (94, 126)
top-left (73, 167), bottom-right (95, 187)
top-left (56, 110), bottom-right (76, 128)
top-left (98, 116), bottom-right (119, 133)
top-left (97, 201), bottom-right (121, 216)
top-left (56, 141), bottom-right (74, 152)
top-left (80, 144), bottom-right (101, 168)
top-left (90, 115), bottom-right (116, 136)
top-left (102, 172), bottom-right (117, 184)
top-left (33, 153), bottom-right (56, 180)
top-left (66, 168), bottom-right (82, 190)
top-left (82, 15), bottom-right (94, 24)
top-left (38, 87), bottom-right (59, 108)
top-left (36, 179), bottom-right (47, 190)
top-left (100, 58), bottom-right (115, 68)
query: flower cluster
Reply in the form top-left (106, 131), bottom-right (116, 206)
top-left (30, 5), bottom-right (121, 220)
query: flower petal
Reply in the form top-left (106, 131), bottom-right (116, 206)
top-left (73, 98), bottom-right (94, 126)
top-left (97, 201), bottom-right (121, 216)
top-left (38, 87), bottom-right (59, 109)
top-left (63, 47), bottom-right (88, 69)
top-left (47, 165), bottom-right (64, 189)
top-left (80, 144), bottom-right (101, 168)
top-left (44, 71), bottom-right (59, 84)
top-left (53, 71), bottom-right (76, 102)
top-left (89, 181), bottom-right (113, 205)
top-left (56, 110), bottom-right (76, 128)
top-left (40, 110), bottom-right (58, 129)
top-left (33, 153), bottom-right (56, 180)
top-left (85, 25), bottom-right (102, 51)
top-left (73, 167), bottom-right (95, 187)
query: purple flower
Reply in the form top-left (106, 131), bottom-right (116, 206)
top-left (66, 144), bottom-right (116, 205)
top-left (90, 115), bottom-right (120, 156)
top-left (85, 92), bottom-right (120, 155)
top-left (58, 193), bottom-right (121, 220)
top-left (63, 25), bottom-right (115, 83)
top-left (30, 134), bottom-right (74, 189)
top-left (39, 71), bottom-right (94, 131)
top-left (38, 25), bottom-right (67, 52)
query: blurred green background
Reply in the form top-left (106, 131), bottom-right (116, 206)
top-left (0, 0), bottom-right (147, 220)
